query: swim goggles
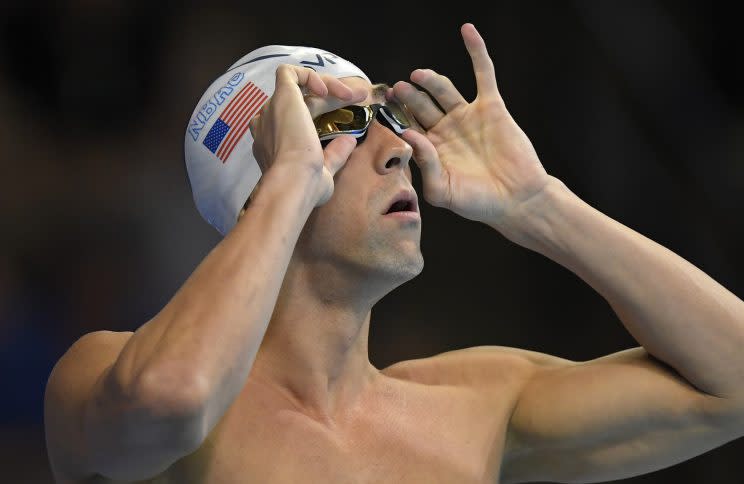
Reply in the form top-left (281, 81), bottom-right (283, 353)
top-left (313, 102), bottom-right (413, 144)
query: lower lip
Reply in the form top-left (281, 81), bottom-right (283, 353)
top-left (383, 211), bottom-right (421, 221)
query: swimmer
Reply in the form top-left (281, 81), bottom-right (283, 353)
top-left (45, 23), bottom-right (744, 483)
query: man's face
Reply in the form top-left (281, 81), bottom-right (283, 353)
top-left (295, 77), bottom-right (424, 287)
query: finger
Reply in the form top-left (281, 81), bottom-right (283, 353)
top-left (401, 129), bottom-right (449, 207)
top-left (305, 89), bottom-right (367, 119)
top-left (275, 64), bottom-right (326, 97)
top-left (385, 86), bottom-right (395, 102)
top-left (304, 69), bottom-right (328, 97)
top-left (321, 75), bottom-right (357, 101)
top-left (392, 81), bottom-right (445, 130)
top-left (323, 135), bottom-right (357, 175)
top-left (409, 69), bottom-right (467, 112)
top-left (461, 23), bottom-right (499, 97)
top-left (305, 74), bottom-right (369, 118)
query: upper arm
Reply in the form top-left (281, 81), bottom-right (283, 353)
top-left (44, 330), bottom-right (205, 482)
top-left (500, 346), bottom-right (744, 484)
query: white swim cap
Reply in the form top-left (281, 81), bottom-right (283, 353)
top-left (183, 46), bottom-right (370, 236)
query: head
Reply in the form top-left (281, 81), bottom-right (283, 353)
top-left (184, 46), bottom-right (424, 303)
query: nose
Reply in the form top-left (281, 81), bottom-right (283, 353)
top-left (368, 121), bottom-right (413, 174)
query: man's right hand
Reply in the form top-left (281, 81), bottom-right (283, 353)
top-left (249, 64), bottom-right (368, 207)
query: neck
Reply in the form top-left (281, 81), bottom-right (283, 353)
top-left (251, 258), bottom-right (384, 423)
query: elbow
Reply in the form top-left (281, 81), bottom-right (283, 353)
top-left (131, 366), bottom-right (212, 450)
top-left (135, 366), bottom-right (211, 415)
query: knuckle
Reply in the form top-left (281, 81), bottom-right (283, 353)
top-left (275, 64), bottom-right (299, 83)
top-left (300, 66), bottom-right (317, 78)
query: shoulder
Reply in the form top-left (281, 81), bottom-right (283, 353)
top-left (382, 345), bottom-right (573, 391)
top-left (45, 330), bottom-right (133, 482)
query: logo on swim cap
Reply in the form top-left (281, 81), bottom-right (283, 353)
top-left (188, 72), bottom-right (246, 141)
top-left (227, 51), bottom-right (341, 72)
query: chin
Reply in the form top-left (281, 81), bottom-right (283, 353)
top-left (386, 251), bottom-right (425, 283)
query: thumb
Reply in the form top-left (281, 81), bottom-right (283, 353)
top-left (323, 135), bottom-right (357, 176)
top-left (401, 129), bottom-right (448, 207)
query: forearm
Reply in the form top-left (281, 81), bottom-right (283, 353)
top-left (498, 176), bottom-right (744, 399)
top-left (110, 164), bottom-right (318, 424)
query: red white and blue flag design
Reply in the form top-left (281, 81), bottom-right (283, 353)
top-left (202, 81), bottom-right (268, 162)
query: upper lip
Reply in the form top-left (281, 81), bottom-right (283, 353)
top-left (382, 188), bottom-right (419, 214)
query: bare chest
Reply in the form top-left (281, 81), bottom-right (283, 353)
top-left (159, 381), bottom-right (511, 484)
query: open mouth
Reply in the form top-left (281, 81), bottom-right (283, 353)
top-left (385, 199), bottom-right (415, 214)
top-left (383, 189), bottom-right (419, 216)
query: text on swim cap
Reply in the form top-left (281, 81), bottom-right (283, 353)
top-left (188, 72), bottom-right (245, 141)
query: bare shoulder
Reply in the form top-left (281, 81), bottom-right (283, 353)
top-left (45, 330), bottom-right (134, 482)
top-left (381, 345), bottom-right (576, 475)
top-left (382, 345), bottom-right (570, 391)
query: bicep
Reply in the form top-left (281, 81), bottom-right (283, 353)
top-left (502, 347), bottom-right (742, 484)
top-left (44, 330), bottom-right (203, 482)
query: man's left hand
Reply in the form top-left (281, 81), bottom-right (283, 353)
top-left (392, 23), bottom-right (552, 230)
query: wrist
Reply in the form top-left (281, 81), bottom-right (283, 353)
top-left (492, 175), bottom-right (574, 252)
top-left (242, 163), bottom-right (320, 218)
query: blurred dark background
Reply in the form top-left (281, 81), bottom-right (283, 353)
top-left (1, 1), bottom-right (742, 482)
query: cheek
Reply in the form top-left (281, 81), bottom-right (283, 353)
top-left (332, 164), bottom-right (370, 211)
top-left (319, 183), bottom-right (370, 233)
top-left (327, 155), bottom-right (377, 227)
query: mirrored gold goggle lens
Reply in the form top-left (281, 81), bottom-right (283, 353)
top-left (314, 103), bottom-right (412, 141)
top-left (314, 105), bottom-right (373, 138)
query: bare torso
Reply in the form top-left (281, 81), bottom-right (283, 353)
top-left (84, 355), bottom-right (523, 484)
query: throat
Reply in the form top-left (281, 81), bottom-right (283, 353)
top-left (250, 314), bottom-right (379, 421)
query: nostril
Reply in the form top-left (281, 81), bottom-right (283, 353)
top-left (385, 157), bottom-right (401, 169)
